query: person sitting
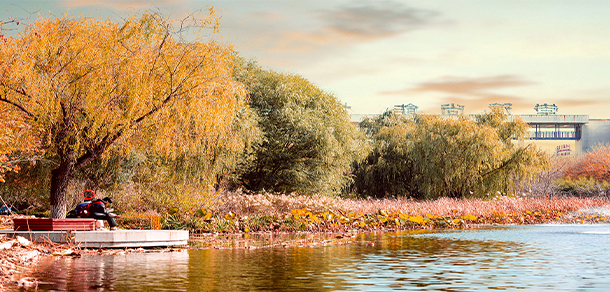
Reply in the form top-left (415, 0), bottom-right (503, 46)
top-left (88, 196), bottom-right (119, 231)
top-left (66, 189), bottom-right (95, 218)
top-left (102, 198), bottom-right (120, 219)
top-left (66, 191), bottom-right (120, 231)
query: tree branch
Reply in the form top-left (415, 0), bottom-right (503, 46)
top-left (481, 145), bottom-right (531, 179)
top-left (0, 91), bottom-right (37, 121)
top-left (73, 129), bottom-right (125, 172)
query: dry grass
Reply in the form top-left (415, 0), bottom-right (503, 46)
top-left (216, 190), bottom-right (610, 218)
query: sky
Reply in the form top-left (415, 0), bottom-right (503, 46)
top-left (2, 0), bottom-right (610, 119)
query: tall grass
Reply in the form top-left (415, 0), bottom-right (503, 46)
top-left (216, 190), bottom-right (609, 218)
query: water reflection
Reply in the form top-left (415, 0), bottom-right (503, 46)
top-left (332, 231), bottom-right (538, 291)
top-left (26, 225), bottom-right (610, 291)
top-left (31, 251), bottom-right (189, 291)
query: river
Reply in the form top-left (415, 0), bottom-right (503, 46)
top-left (22, 224), bottom-right (610, 291)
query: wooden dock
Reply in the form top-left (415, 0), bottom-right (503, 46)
top-left (0, 229), bottom-right (189, 248)
top-left (2, 217), bottom-right (188, 248)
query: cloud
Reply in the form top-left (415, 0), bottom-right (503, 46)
top-left (320, 1), bottom-right (440, 39)
top-left (416, 76), bottom-right (605, 112)
top-left (410, 75), bottom-right (535, 95)
top-left (380, 75), bottom-right (538, 114)
top-left (62, 0), bottom-right (184, 11)
top-left (266, 31), bottom-right (335, 54)
top-left (381, 75), bottom-right (609, 115)
top-left (380, 75), bottom-right (535, 99)
top-left (254, 1), bottom-right (442, 55)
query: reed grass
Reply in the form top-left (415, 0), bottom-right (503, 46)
top-left (216, 191), bottom-right (610, 218)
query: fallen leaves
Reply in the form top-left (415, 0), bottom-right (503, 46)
top-left (1, 235), bottom-right (43, 289)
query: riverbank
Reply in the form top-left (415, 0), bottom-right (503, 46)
top-left (166, 194), bottom-right (610, 233)
top-left (188, 196), bottom-right (610, 249)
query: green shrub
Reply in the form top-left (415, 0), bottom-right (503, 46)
top-left (233, 59), bottom-right (367, 195)
top-left (554, 177), bottom-right (610, 197)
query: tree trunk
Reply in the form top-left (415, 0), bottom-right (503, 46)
top-left (49, 160), bottom-right (74, 219)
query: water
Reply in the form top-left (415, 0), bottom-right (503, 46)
top-left (24, 224), bottom-right (610, 291)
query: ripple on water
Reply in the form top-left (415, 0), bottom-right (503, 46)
top-left (23, 224), bottom-right (610, 291)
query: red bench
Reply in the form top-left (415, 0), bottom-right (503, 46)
top-left (13, 218), bottom-right (96, 231)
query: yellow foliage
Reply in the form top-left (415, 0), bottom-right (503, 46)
top-left (462, 214), bottom-right (477, 221)
top-left (291, 209), bottom-right (306, 217)
top-left (1, 11), bottom-right (239, 160)
top-left (0, 11), bottom-right (243, 216)
top-left (0, 104), bottom-right (41, 182)
top-left (407, 215), bottom-right (426, 225)
top-left (224, 212), bottom-right (236, 220)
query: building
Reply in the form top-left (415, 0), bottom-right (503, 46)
top-left (581, 119), bottom-right (610, 152)
top-left (349, 102), bottom-right (610, 155)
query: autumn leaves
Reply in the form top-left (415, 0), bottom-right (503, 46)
top-left (0, 12), bottom-right (238, 217)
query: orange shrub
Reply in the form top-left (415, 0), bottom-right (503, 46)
top-left (565, 144), bottom-right (610, 182)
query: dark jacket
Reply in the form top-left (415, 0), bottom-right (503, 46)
top-left (88, 199), bottom-right (108, 217)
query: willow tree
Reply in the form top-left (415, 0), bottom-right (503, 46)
top-left (0, 104), bottom-right (41, 182)
top-left (352, 111), bottom-right (415, 197)
top-left (0, 11), bottom-right (242, 218)
top-left (410, 108), bottom-right (549, 198)
top-left (355, 108), bottom-right (549, 199)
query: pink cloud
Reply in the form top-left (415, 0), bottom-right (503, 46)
top-left (252, 2), bottom-right (442, 55)
top-left (62, 0), bottom-right (184, 11)
top-left (410, 75), bottom-right (535, 95)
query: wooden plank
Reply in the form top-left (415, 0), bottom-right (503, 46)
top-left (13, 218), bottom-right (96, 231)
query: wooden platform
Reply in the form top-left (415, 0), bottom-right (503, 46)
top-left (13, 218), bottom-right (96, 231)
top-left (0, 229), bottom-right (189, 248)
top-left (5, 218), bottom-right (188, 248)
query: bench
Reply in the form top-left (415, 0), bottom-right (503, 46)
top-left (13, 218), bottom-right (97, 231)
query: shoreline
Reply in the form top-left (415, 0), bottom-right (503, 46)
top-left (185, 218), bottom-right (609, 250)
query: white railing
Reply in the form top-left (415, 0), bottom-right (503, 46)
top-left (518, 115), bottom-right (589, 124)
top-left (529, 131), bottom-right (577, 139)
